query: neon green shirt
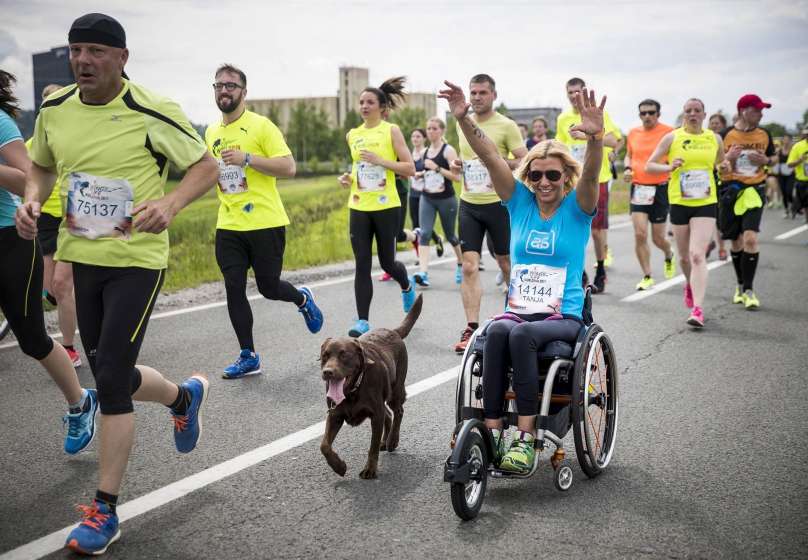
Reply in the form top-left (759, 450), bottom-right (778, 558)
top-left (347, 120), bottom-right (401, 212)
top-left (555, 108), bottom-right (621, 184)
top-left (668, 127), bottom-right (719, 207)
top-left (787, 139), bottom-right (808, 182)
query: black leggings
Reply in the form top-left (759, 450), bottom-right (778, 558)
top-left (215, 227), bottom-right (302, 352)
top-left (350, 208), bottom-right (409, 320)
top-left (0, 227), bottom-right (54, 360)
top-left (482, 318), bottom-right (581, 419)
top-left (409, 193), bottom-right (442, 244)
top-left (73, 264), bottom-right (164, 415)
top-left (778, 174), bottom-right (794, 210)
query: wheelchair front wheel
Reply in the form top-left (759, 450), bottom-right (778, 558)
top-left (449, 430), bottom-right (488, 520)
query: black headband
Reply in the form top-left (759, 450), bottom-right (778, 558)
top-left (68, 13), bottom-right (126, 48)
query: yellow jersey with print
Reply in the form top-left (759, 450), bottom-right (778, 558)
top-left (667, 127), bottom-right (718, 207)
top-left (347, 121), bottom-right (400, 212)
top-left (28, 80), bottom-right (207, 270)
top-left (555, 108), bottom-right (621, 184)
top-left (205, 110), bottom-right (292, 231)
top-left (456, 111), bottom-right (524, 205)
top-left (787, 139), bottom-right (808, 182)
top-left (25, 138), bottom-right (62, 218)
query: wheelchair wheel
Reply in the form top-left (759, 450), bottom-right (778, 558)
top-left (450, 430), bottom-right (488, 520)
top-left (455, 346), bottom-right (482, 424)
top-left (572, 324), bottom-right (618, 478)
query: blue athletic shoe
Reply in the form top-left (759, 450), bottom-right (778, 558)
top-left (298, 286), bottom-right (323, 333)
top-left (348, 319), bottom-right (370, 338)
top-left (223, 349), bottom-right (261, 379)
top-left (63, 388), bottom-right (99, 455)
top-left (65, 501), bottom-right (120, 555)
top-left (414, 272), bottom-right (430, 287)
top-left (402, 279), bottom-right (416, 312)
top-left (455, 263), bottom-right (463, 285)
top-left (171, 374), bottom-right (209, 454)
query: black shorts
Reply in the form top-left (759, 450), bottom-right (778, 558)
top-left (794, 181), bottom-right (808, 211)
top-left (718, 183), bottom-right (765, 240)
top-left (669, 203), bottom-right (717, 226)
top-left (36, 213), bottom-right (61, 256)
top-left (459, 199), bottom-right (510, 255)
top-left (215, 226), bottom-right (286, 275)
top-left (629, 183), bottom-right (669, 224)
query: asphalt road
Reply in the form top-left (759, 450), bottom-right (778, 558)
top-left (1, 212), bottom-right (806, 559)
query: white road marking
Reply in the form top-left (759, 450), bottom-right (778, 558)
top-left (621, 260), bottom-right (731, 302)
top-left (0, 366), bottom-right (460, 560)
top-left (610, 220), bottom-right (633, 230)
top-left (774, 224), bottom-right (808, 240)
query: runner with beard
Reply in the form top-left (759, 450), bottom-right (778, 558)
top-left (206, 64), bottom-right (323, 378)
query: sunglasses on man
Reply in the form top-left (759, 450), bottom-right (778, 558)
top-left (528, 169), bottom-right (563, 182)
top-left (639, 110), bottom-right (657, 116)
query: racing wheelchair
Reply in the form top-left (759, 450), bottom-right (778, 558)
top-left (444, 289), bottom-right (618, 520)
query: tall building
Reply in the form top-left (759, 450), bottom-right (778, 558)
top-left (507, 106), bottom-right (563, 133)
top-left (32, 46), bottom-right (72, 111)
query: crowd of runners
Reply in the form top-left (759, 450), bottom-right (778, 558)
top-left (1, 10), bottom-right (807, 556)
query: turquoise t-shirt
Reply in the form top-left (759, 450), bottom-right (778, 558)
top-left (503, 181), bottom-right (593, 318)
top-left (0, 110), bottom-right (23, 227)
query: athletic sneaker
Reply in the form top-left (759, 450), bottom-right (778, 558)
top-left (664, 258), bottom-right (676, 279)
top-left (636, 276), bottom-right (654, 291)
top-left (490, 428), bottom-right (507, 466)
top-left (379, 272), bottom-right (392, 282)
top-left (743, 290), bottom-right (760, 310)
top-left (411, 228), bottom-right (421, 257)
top-left (63, 388), bottom-right (99, 455)
top-left (499, 431), bottom-right (536, 474)
top-left (66, 347), bottom-right (82, 367)
top-left (495, 270), bottom-right (504, 286)
top-left (687, 306), bottom-right (704, 328)
top-left (402, 280), bottom-right (416, 312)
top-left (455, 263), bottom-right (462, 285)
top-left (592, 270), bottom-right (606, 294)
top-left (478, 261), bottom-right (485, 271)
top-left (413, 272), bottom-right (430, 287)
top-left (454, 326), bottom-right (474, 354)
top-left (223, 349), bottom-right (261, 379)
top-left (733, 285), bottom-right (744, 304)
top-left (65, 501), bottom-right (120, 556)
top-left (604, 247), bottom-right (614, 268)
top-left (348, 319), bottom-right (370, 338)
top-left (435, 235), bottom-right (445, 258)
top-left (297, 286), bottom-right (323, 333)
top-left (683, 284), bottom-right (694, 309)
top-left (172, 374), bottom-right (208, 453)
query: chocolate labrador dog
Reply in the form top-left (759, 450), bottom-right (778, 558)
top-left (320, 294), bottom-right (423, 479)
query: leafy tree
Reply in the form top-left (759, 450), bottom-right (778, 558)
top-left (389, 107), bottom-right (428, 142)
top-left (762, 122), bottom-right (787, 138)
top-left (495, 102), bottom-right (509, 116)
top-left (342, 109), bottom-right (362, 133)
top-left (285, 101), bottom-right (338, 162)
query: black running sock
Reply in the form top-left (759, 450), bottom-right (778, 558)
top-left (596, 261), bottom-right (605, 276)
top-left (95, 490), bottom-right (118, 514)
top-left (168, 385), bottom-right (190, 414)
top-left (468, 322), bottom-right (479, 330)
top-left (741, 252), bottom-right (759, 291)
top-left (730, 251), bottom-right (743, 285)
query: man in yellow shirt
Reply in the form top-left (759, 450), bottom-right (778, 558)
top-left (205, 64), bottom-right (323, 379)
top-left (556, 77), bottom-right (622, 293)
top-left (787, 126), bottom-right (808, 225)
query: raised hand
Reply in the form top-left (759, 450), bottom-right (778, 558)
top-left (570, 87), bottom-right (606, 138)
top-left (438, 81), bottom-right (471, 120)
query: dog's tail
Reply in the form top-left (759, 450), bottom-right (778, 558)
top-left (394, 293), bottom-right (423, 339)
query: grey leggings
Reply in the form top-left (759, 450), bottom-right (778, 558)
top-left (418, 195), bottom-right (460, 247)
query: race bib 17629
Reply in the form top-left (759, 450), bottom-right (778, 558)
top-left (357, 162), bottom-right (386, 191)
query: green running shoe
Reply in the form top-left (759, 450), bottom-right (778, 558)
top-left (499, 431), bottom-right (536, 474)
top-left (664, 257), bottom-right (675, 279)
top-left (743, 290), bottom-right (760, 310)
top-left (489, 428), bottom-right (507, 466)
top-left (635, 276), bottom-right (655, 291)
top-left (732, 285), bottom-right (744, 304)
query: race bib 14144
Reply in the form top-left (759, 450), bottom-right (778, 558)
top-left (506, 263), bottom-right (567, 315)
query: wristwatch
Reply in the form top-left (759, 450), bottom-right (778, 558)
top-left (244, 153), bottom-right (252, 168)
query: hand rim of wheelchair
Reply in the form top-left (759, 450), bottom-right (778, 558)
top-left (0, 317), bottom-right (9, 342)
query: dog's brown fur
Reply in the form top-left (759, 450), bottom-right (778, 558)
top-left (319, 294), bottom-right (423, 479)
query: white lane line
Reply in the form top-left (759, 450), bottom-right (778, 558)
top-left (774, 224), bottom-right (808, 240)
top-left (0, 365), bottom-right (460, 560)
top-left (610, 220), bottom-right (633, 230)
top-left (621, 259), bottom-right (731, 302)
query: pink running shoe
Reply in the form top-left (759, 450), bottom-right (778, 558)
top-left (683, 284), bottom-right (694, 309)
top-left (379, 272), bottom-right (392, 282)
top-left (687, 306), bottom-right (704, 328)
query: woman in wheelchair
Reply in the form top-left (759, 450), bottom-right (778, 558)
top-left (440, 81), bottom-right (606, 474)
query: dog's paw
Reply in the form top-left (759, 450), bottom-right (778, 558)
top-left (359, 465), bottom-right (378, 479)
top-left (333, 459), bottom-right (347, 477)
top-left (384, 437), bottom-right (399, 452)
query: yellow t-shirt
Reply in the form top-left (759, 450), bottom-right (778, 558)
top-left (456, 111), bottom-right (524, 205)
top-left (786, 139), bottom-right (808, 182)
top-left (205, 110), bottom-right (292, 231)
top-left (555, 109), bottom-right (621, 184)
top-left (347, 121), bottom-right (400, 212)
top-left (25, 138), bottom-right (61, 217)
top-left (667, 127), bottom-right (719, 207)
top-left (29, 80), bottom-right (207, 269)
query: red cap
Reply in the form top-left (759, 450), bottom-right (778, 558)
top-left (737, 94), bottom-right (771, 112)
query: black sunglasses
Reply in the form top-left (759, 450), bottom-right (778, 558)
top-left (213, 82), bottom-right (244, 92)
top-left (639, 110), bottom-right (657, 116)
top-left (528, 169), bottom-right (563, 183)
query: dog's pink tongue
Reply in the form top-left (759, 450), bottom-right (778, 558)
top-left (326, 378), bottom-right (346, 405)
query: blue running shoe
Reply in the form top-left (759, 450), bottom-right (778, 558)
top-left (65, 501), bottom-right (120, 555)
top-left (402, 278), bottom-right (416, 312)
top-left (348, 319), bottom-right (370, 338)
top-left (413, 272), bottom-right (430, 287)
top-left (455, 263), bottom-right (463, 285)
top-left (223, 349), bottom-right (261, 379)
top-left (63, 388), bottom-right (99, 455)
top-left (172, 374), bottom-right (209, 453)
top-left (298, 286), bottom-right (323, 333)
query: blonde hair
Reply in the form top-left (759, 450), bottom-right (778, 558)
top-left (42, 83), bottom-right (63, 99)
top-left (515, 139), bottom-right (581, 194)
top-left (427, 117), bottom-right (447, 147)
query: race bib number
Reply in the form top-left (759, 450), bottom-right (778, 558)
top-left (218, 160), bottom-right (248, 194)
top-left (506, 263), bottom-right (566, 315)
top-left (631, 184), bottom-right (656, 206)
top-left (423, 170), bottom-right (445, 193)
top-left (570, 144), bottom-right (586, 164)
top-left (736, 150), bottom-right (759, 177)
top-left (411, 175), bottom-right (425, 192)
top-left (463, 159), bottom-right (493, 194)
top-left (680, 170), bottom-right (711, 199)
top-left (66, 172), bottom-right (133, 240)
top-left (357, 162), bottom-right (386, 191)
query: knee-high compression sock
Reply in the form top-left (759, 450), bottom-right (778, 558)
top-left (730, 251), bottom-right (743, 285)
top-left (741, 252), bottom-right (759, 291)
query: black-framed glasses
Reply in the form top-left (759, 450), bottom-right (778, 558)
top-left (528, 169), bottom-right (563, 183)
top-left (213, 82), bottom-right (243, 92)
top-left (639, 110), bottom-right (657, 116)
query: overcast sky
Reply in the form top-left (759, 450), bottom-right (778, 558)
top-left (2, 0), bottom-right (807, 133)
